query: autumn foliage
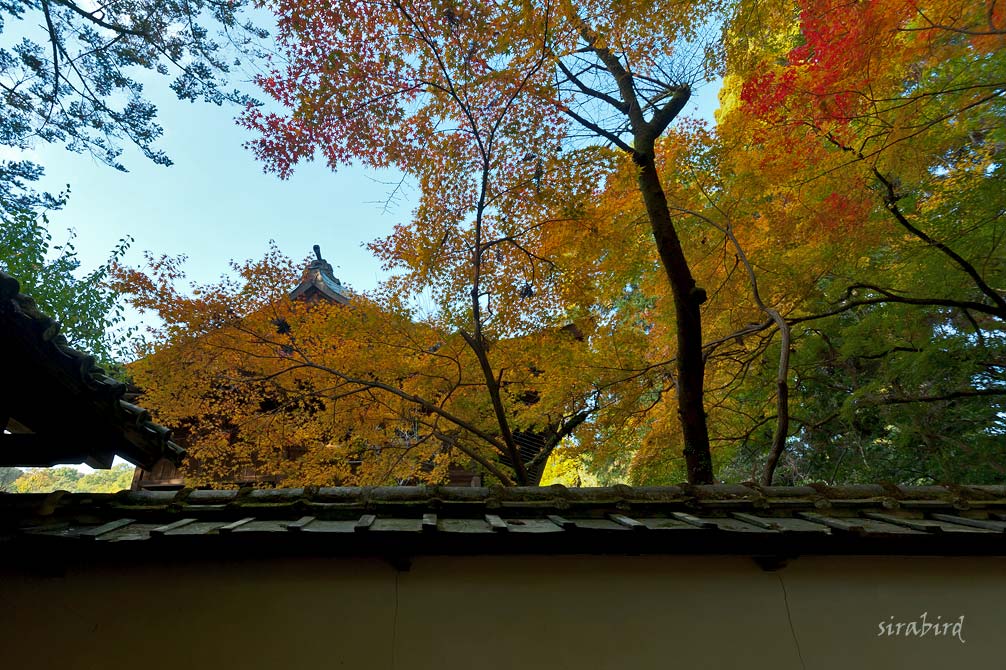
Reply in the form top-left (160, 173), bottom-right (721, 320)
top-left (115, 247), bottom-right (612, 486)
top-left (116, 0), bottom-right (1005, 487)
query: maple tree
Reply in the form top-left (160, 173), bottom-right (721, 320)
top-left (115, 0), bottom-right (1004, 488)
top-left (555, 0), bottom-right (1005, 486)
top-left (729, 0), bottom-right (1004, 318)
top-left (115, 243), bottom-right (614, 486)
top-left (539, 122), bottom-right (804, 486)
top-left (242, 0), bottom-right (729, 483)
top-left (705, 0), bottom-right (1006, 484)
top-left (113, 4), bottom-right (656, 484)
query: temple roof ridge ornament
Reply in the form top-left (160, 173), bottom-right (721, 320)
top-left (289, 244), bottom-right (350, 305)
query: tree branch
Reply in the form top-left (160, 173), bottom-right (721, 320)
top-left (872, 167), bottom-right (1006, 317)
top-left (648, 85), bottom-right (690, 137)
top-left (876, 388), bottom-right (1006, 405)
top-left (432, 430), bottom-right (515, 485)
top-left (40, 0), bottom-right (60, 128)
top-left (561, 107), bottom-right (634, 152)
top-left (53, 0), bottom-right (151, 38)
top-left (555, 59), bottom-right (627, 112)
top-left (459, 329), bottom-right (528, 484)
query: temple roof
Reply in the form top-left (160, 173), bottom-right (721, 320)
top-left (288, 244), bottom-right (350, 304)
top-left (0, 270), bottom-right (185, 470)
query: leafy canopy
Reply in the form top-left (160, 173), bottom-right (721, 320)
top-left (116, 0), bottom-right (1006, 487)
top-left (10, 463), bottom-right (135, 493)
top-left (243, 0), bottom-right (730, 483)
top-left (0, 0), bottom-right (268, 224)
top-left (115, 246), bottom-right (611, 486)
top-left (0, 206), bottom-right (133, 365)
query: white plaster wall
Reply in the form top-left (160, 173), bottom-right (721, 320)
top-left (1, 555), bottom-right (1001, 670)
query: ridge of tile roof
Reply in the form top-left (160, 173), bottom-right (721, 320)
top-left (0, 270), bottom-right (185, 470)
top-left (4, 484), bottom-right (1006, 562)
top-left (288, 245), bottom-right (350, 304)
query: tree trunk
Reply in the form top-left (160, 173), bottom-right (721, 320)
top-left (760, 311), bottom-right (791, 486)
top-left (634, 149), bottom-right (714, 484)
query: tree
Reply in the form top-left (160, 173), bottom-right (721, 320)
top-left (708, 0), bottom-right (1006, 484)
top-left (1, 0), bottom-right (265, 169)
top-left (13, 465), bottom-right (82, 493)
top-left (74, 462), bottom-right (136, 492)
top-left (114, 0), bottom-right (1004, 487)
top-left (565, 0), bottom-right (1006, 486)
top-left (0, 2), bottom-right (270, 373)
top-left (0, 0), bottom-right (267, 220)
top-left (0, 467), bottom-right (23, 492)
top-left (10, 462), bottom-right (135, 492)
top-left (242, 0), bottom-right (729, 483)
top-left (546, 121), bottom-right (807, 486)
top-left (115, 246), bottom-right (607, 486)
top-left (0, 206), bottom-right (132, 365)
top-left (729, 0), bottom-right (1005, 321)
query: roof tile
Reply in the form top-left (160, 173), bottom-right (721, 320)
top-left (4, 485), bottom-right (1006, 559)
top-left (0, 271), bottom-right (185, 469)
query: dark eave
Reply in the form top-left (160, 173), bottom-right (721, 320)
top-left (3, 484), bottom-right (1006, 565)
top-left (0, 271), bottom-right (185, 470)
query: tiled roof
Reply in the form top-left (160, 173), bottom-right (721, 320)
top-left (4, 484), bottom-right (1006, 563)
top-left (0, 270), bottom-right (185, 469)
top-left (288, 245), bottom-right (350, 304)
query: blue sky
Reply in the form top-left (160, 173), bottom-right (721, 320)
top-left (18, 89), bottom-right (414, 293)
top-left (17, 76), bottom-right (722, 297)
